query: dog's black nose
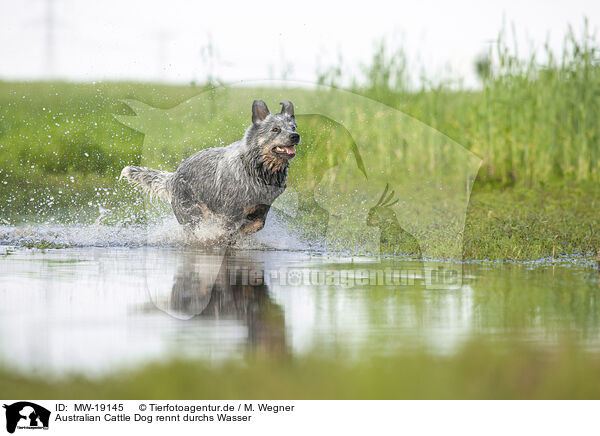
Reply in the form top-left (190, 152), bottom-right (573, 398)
top-left (290, 133), bottom-right (300, 144)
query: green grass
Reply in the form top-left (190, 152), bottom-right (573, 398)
top-left (464, 182), bottom-right (600, 260)
top-left (2, 339), bottom-right (600, 399)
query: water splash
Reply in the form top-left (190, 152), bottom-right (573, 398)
top-left (0, 208), bottom-right (308, 251)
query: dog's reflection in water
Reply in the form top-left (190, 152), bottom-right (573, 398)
top-left (169, 249), bottom-right (287, 357)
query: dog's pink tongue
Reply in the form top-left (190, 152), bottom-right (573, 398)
top-left (286, 146), bottom-right (296, 154)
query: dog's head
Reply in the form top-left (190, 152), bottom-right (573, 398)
top-left (245, 100), bottom-right (300, 172)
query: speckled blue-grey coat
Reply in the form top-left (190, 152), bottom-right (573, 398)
top-left (121, 100), bottom-right (299, 236)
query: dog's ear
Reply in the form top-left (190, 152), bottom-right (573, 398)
top-left (252, 100), bottom-right (270, 124)
top-left (280, 101), bottom-right (294, 118)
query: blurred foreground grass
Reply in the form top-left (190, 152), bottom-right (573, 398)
top-left (2, 339), bottom-right (600, 399)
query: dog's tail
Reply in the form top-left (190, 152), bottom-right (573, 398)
top-left (120, 166), bottom-right (173, 202)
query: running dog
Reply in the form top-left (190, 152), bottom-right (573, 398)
top-left (121, 100), bottom-right (299, 238)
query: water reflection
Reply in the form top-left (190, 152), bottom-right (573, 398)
top-left (153, 249), bottom-right (287, 357)
top-left (0, 247), bottom-right (598, 374)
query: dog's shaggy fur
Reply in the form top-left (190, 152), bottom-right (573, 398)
top-left (121, 100), bottom-right (299, 237)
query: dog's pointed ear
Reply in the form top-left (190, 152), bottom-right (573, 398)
top-left (252, 100), bottom-right (270, 124)
top-left (280, 101), bottom-right (295, 118)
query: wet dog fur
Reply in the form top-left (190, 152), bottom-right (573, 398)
top-left (121, 100), bottom-right (299, 240)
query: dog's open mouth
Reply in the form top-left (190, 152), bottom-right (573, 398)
top-left (273, 146), bottom-right (296, 157)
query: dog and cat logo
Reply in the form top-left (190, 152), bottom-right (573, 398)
top-left (2, 402), bottom-right (50, 433)
top-left (116, 86), bottom-right (481, 297)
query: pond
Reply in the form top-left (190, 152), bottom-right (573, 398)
top-left (1, 237), bottom-right (598, 376)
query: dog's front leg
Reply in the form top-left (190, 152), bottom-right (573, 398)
top-left (239, 204), bottom-right (270, 235)
top-left (239, 218), bottom-right (266, 235)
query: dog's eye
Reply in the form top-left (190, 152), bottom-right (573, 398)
top-left (271, 127), bottom-right (281, 133)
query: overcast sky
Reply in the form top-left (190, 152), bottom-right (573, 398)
top-left (1, 0), bottom-right (598, 87)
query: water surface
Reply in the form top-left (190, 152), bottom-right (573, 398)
top-left (1, 245), bottom-right (598, 375)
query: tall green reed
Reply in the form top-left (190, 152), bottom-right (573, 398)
top-left (345, 20), bottom-right (600, 185)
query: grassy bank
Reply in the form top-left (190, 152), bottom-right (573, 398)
top-left (464, 182), bottom-right (600, 260)
top-left (2, 339), bottom-right (600, 399)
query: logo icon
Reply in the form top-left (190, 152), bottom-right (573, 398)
top-left (115, 81), bottom-right (481, 306)
top-left (3, 402), bottom-right (50, 434)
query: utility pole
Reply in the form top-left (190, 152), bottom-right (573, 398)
top-left (156, 30), bottom-right (169, 80)
top-left (44, 0), bottom-right (55, 75)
